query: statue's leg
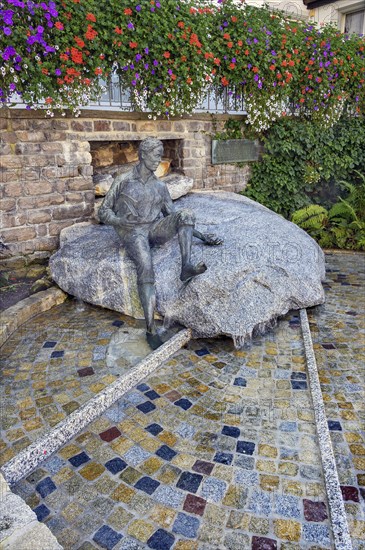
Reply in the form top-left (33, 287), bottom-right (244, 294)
top-left (123, 232), bottom-right (163, 349)
top-left (149, 211), bottom-right (207, 282)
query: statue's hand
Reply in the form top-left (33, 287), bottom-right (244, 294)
top-left (202, 233), bottom-right (223, 246)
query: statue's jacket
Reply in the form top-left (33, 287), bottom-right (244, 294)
top-left (98, 166), bottom-right (174, 236)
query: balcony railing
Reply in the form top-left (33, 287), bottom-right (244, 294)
top-left (7, 76), bottom-right (246, 115)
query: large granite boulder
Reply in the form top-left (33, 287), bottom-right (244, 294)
top-left (50, 192), bottom-right (325, 345)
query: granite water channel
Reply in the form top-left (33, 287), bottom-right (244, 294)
top-left (0, 252), bottom-right (364, 550)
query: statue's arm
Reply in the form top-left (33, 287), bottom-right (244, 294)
top-left (161, 184), bottom-right (175, 217)
top-left (98, 178), bottom-right (123, 227)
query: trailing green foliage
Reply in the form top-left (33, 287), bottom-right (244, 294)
top-left (243, 115), bottom-right (365, 219)
top-left (291, 170), bottom-right (365, 250)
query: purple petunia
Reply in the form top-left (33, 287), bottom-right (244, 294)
top-left (135, 4), bottom-right (141, 11)
top-left (55, 68), bottom-right (61, 75)
top-left (3, 27), bottom-right (12, 35)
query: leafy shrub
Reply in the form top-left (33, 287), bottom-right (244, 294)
top-left (243, 115), bottom-right (365, 218)
top-left (291, 170), bottom-right (365, 250)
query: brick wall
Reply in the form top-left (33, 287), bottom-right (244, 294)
top-left (0, 109), bottom-right (250, 267)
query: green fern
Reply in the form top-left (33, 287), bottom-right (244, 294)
top-left (328, 199), bottom-right (358, 223)
top-left (291, 205), bottom-right (328, 230)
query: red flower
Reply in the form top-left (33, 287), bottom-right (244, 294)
top-left (237, 40), bottom-right (243, 47)
top-left (124, 8), bottom-right (132, 15)
top-left (60, 53), bottom-right (69, 61)
top-left (221, 76), bottom-right (229, 86)
top-left (177, 21), bottom-right (185, 28)
top-left (163, 51), bottom-right (170, 58)
top-left (229, 63), bottom-right (235, 70)
top-left (244, 49), bottom-right (249, 55)
top-left (115, 27), bottom-right (123, 35)
top-left (252, 66), bottom-right (259, 73)
top-left (85, 25), bottom-right (98, 40)
top-left (214, 57), bottom-right (220, 65)
top-left (269, 64), bottom-right (276, 71)
top-left (74, 36), bottom-right (85, 48)
top-left (71, 47), bottom-right (83, 64)
top-left (186, 77), bottom-right (192, 84)
top-left (55, 22), bottom-right (63, 30)
top-left (231, 16), bottom-right (237, 23)
top-left (129, 41), bottom-right (138, 48)
top-left (181, 55), bottom-right (187, 61)
top-left (41, 68), bottom-right (49, 75)
top-left (86, 13), bottom-right (96, 22)
top-left (299, 98), bottom-right (305, 103)
top-left (227, 42), bottom-right (233, 48)
top-left (94, 67), bottom-right (102, 75)
top-left (223, 33), bottom-right (230, 40)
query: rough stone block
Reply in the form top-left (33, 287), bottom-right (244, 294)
top-left (15, 131), bottom-right (46, 142)
top-left (27, 210), bottom-right (52, 224)
top-left (2, 226), bottom-right (37, 242)
top-left (25, 181), bottom-right (53, 196)
top-left (0, 155), bottom-right (22, 169)
top-left (94, 120), bottom-right (111, 132)
top-left (4, 182), bottom-right (23, 197)
top-left (0, 198), bottom-right (16, 212)
top-left (112, 121), bottom-right (131, 131)
top-left (18, 194), bottom-right (64, 209)
top-left (15, 143), bottom-right (42, 155)
top-left (67, 176), bottom-right (93, 191)
top-left (71, 120), bottom-right (93, 132)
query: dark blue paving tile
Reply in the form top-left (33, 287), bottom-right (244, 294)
top-left (77, 367), bottom-right (94, 377)
top-left (321, 342), bottom-right (336, 349)
top-left (105, 457), bottom-right (127, 475)
top-left (236, 441), bottom-right (255, 455)
top-left (137, 383), bottom-right (150, 392)
top-left (36, 477), bottom-right (56, 498)
top-left (328, 420), bottom-right (342, 431)
top-left (147, 529), bottom-right (175, 550)
top-left (43, 341), bottom-right (57, 348)
top-left (174, 398), bottom-right (192, 410)
top-left (176, 471), bottom-right (203, 493)
top-left (146, 423), bottom-right (163, 436)
top-left (68, 451), bottom-right (90, 468)
top-left (156, 445), bottom-right (177, 461)
top-left (135, 476), bottom-right (160, 495)
top-left (145, 390), bottom-right (160, 400)
top-left (93, 525), bottom-right (123, 550)
top-left (112, 320), bottom-right (124, 327)
top-left (137, 401), bottom-right (156, 414)
top-left (291, 380), bottom-right (308, 390)
top-left (233, 377), bottom-right (247, 387)
top-left (214, 452), bottom-right (233, 465)
top-left (291, 372), bottom-right (307, 380)
top-left (50, 350), bottom-right (64, 358)
top-left (172, 511), bottom-right (200, 538)
top-left (195, 348), bottom-right (209, 356)
top-left (34, 504), bottom-right (50, 521)
top-left (222, 426), bottom-right (240, 438)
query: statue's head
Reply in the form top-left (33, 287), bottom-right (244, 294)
top-left (138, 137), bottom-right (163, 161)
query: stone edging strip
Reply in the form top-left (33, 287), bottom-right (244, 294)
top-left (1, 328), bottom-right (192, 486)
top-left (300, 309), bottom-right (352, 550)
top-left (0, 287), bottom-right (67, 347)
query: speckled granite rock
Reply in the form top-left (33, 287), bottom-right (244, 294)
top-left (49, 192), bottom-right (325, 344)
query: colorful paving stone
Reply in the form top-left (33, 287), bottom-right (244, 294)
top-left (307, 252), bottom-right (365, 550)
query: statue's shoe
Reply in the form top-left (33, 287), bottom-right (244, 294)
top-left (146, 331), bottom-right (164, 350)
top-left (180, 262), bottom-right (207, 282)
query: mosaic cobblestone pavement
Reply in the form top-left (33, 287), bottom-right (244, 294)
top-left (2, 252), bottom-right (364, 549)
top-left (308, 252), bottom-right (365, 550)
top-left (10, 313), bottom-right (334, 549)
top-left (0, 300), bottom-right (145, 465)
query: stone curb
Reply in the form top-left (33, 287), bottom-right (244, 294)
top-left (300, 309), bottom-right (353, 550)
top-left (0, 287), bottom-right (67, 348)
top-left (1, 329), bottom-right (192, 485)
top-left (0, 473), bottom-right (62, 550)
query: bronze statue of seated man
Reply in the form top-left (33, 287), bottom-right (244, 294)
top-left (99, 137), bottom-right (222, 349)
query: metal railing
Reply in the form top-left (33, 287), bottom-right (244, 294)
top-left (84, 76), bottom-right (246, 114)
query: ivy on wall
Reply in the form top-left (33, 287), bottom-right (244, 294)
top-left (243, 115), bottom-right (365, 219)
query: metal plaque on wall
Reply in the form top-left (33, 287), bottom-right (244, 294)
top-left (211, 139), bottom-right (259, 165)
